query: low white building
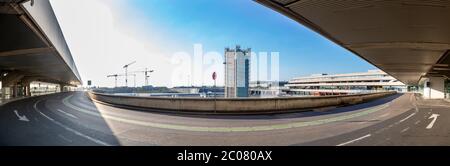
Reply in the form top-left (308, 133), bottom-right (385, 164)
top-left (250, 81), bottom-right (289, 97)
top-left (171, 87), bottom-right (200, 94)
top-left (285, 70), bottom-right (407, 96)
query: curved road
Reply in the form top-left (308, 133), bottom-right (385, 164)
top-left (0, 91), bottom-right (449, 146)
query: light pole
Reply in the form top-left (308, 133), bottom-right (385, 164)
top-left (212, 71), bottom-right (217, 112)
top-left (212, 72), bottom-right (217, 98)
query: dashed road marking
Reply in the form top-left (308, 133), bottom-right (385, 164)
top-left (58, 134), bottom-right (73, 143)
top-left (34, 99), bottom-right (111, 146)
top-left (56, 109), bottom-right (78, 119)
top-left (400, 127), bottom-right (410, 133)
top-left (379, 112), bottom-right (390, 118)
top-left (337, 134), bottom-right (371, 146)
top-left (399, 112), bottom-right (416, 123)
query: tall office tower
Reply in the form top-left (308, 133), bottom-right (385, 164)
top-left (224, 45), bottom-right (251, 98)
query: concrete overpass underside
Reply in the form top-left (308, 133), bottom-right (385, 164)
top-left (0, 0), bottom-right (81, 98)
top-left (256, 0), bottom-right (450, 98)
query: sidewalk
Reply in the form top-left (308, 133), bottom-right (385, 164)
top-left (414, 93), bottom-right (450, 107)
top-left (0, 91), bottom-right (62, 107)
top-left (0, 96), bottom-right (27, 107)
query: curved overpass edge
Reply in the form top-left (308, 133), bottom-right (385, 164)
top-left (88, 91), bottom-right (397, 115)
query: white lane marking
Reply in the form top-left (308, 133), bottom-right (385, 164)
top-left (399, 112), bottom-right (416, 123)
top-left (14, 110), bottom-right (29, 122)
top-left (64, 95), bottom-right (391, 132)
top-left (426, 114), bottom-right (440, 129)
top-left (415, 120), bottom-right (421, 125)
top-left (74, 100), bottom-right (97, 109)
top-left (56, 109), bottom-right (78, 119)
top-left (34, 100), bottom-right (111, 146)
top-left (379, 112), bottom-right (390, 118)
top-left (400, 127), bottom-right (410, 133)
top-left (337, 134), bottom-right (371, 146)
top-left (421, 104), bottom-right (450, 108)
top-left (58, 134), bottom-right (73, 143)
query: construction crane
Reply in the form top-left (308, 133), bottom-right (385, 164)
top-left (131, 68), bottom-right (154, 86)
top-left (107, 74), bottom-right (127, 88)
top-left (144, 68), bottom-right (154, 86)
top-left (107, 73), bottom-right (136, 87)
top-left (107, 74), bottom-right (120, 88)
top-left (123, 61), bottom-right (136, 87)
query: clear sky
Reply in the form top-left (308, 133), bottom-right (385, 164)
top-left (50, 0), bottom-right (376, 88)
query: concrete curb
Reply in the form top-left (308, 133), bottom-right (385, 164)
top-left (0, 97), bottom-right (29, 107)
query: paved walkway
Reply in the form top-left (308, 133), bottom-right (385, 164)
top-left (0, 96), bottom-right (27, 106)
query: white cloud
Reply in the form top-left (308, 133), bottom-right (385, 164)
top-left (50, 0), bottom-right (178, 87)
top-left (50, 0), bottom-right (226, 88)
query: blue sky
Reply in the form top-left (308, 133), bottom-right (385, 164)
top-left (129, 0), bottom-right (376, 81)
top-left (52, 0), bottom-right (377, 87)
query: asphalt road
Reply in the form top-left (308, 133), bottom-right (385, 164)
top-left (0, 91), bottom-right (448, 146)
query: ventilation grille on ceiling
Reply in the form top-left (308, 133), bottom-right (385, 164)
top-left (284, 0), bottom-right (380, 11)
top-left (277, 0), bottom-right (450, 11)
top-left (276, 0), bottom-right (300, 6)
top-left (401, 0), bottom-right (450, 8)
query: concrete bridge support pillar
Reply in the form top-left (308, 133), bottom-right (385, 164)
top-left (12, 84), bottom-right (18, 98)
top-left (423, 77), bottom-right (445, 99)
top-left (1, 72), bottom-right (24, 99)
top-left (25, 83), bottom-right (31, 97)
top-left (1, 85), bottom-right (7, 100)
top-left (60, 84), bottom-right (64, 92)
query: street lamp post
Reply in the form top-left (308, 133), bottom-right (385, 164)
top-left (212, 72), bottom-right (217, 97)
top-left (212, 71), bottom-right (217, 112)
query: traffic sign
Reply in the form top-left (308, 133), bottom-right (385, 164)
top-left (212, 72), bottom-right (217, 80)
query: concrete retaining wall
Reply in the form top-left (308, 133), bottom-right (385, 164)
top-left (88, 91), bottom-right (396, 114)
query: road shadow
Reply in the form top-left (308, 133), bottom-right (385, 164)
top-left (0, 92), bottom-right (122, 146)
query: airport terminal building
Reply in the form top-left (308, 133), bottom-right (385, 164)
top-left (285, 70), bottom-right (407, 96)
